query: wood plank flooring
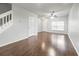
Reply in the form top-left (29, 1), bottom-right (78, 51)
top-left (0, 32), bottom-right (78, 56)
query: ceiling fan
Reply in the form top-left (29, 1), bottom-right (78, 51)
top-left (49, 10), bottom-right (57, 19)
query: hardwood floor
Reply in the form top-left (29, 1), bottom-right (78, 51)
top-left (0, 32), bottom-right (78, 56)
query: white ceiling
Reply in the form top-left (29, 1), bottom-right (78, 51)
top-left (13, 3), bottom-right (73, 17)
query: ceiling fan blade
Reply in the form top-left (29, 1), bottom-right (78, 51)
top-left (54, 15), bottom-right (57, 18)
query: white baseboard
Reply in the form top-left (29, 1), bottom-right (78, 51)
top-left (0, 37), bottom-right (26, 47)
top-left (0, 31), bottom-right (78, 56)
top-left (68, 33), bottom-right (79, 56)
top-left (0, 35), bottom-right (34, 47)
top-left (42, 30), bottom-right (67, 34)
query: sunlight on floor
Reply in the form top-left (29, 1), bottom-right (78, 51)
top-left (51, 34), bottom-right (66, 51)
top-left (57, 35), bottom-right (66, 51)
top-left (48, 47), bottom-right (56, 56)
top-left (41, 42), bottom-right (46, 50)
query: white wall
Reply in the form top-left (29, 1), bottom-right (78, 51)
top-left (0, 4), bottom-right (39, 47)
top-left (38, 17), bottom-right (42, 32)
top-left (68, 4), bottom-right (79, 54)
top-left (28, 16), bottom-right (39, 36)
top-left (41, 16), bottom-right (68, 34)
top-left (41, 17), bottom-right (48, 32)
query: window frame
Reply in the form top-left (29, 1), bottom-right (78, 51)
top-left (51, 21), bottom-right (64, 31)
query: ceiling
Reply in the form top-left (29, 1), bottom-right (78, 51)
top-left (13, 3), bottom-right (73, 17)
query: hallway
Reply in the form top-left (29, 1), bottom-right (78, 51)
top-left (0, 32), bottom-right (77, 56)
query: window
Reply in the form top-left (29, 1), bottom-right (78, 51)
top-left (0, 10), bottom-right (13, 34)
top-left (4, 16), bottom-right (6, 24)
top-left (7, 15), bottom-right (9, 22)
top-left (10, 14), bottom-right (12, 20)
top-left (0, 18), bottom-right (3, 26)
top-left (51, 21), bottom-right (64, 31)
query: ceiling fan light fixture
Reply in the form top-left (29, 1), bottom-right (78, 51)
top-left (50, 16), bottom-right (54, 19)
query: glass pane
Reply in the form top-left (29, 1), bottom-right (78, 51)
top-left (10, 14), bottom-right (12, 20)
top-left (7, 15), bottom-right (9, 22)
top-left (4, 16), bottom-right (6, 24)
top-left (0, 18), bottom-right (3, 26)
top-left (51, 21), bottom-right (64, 31)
